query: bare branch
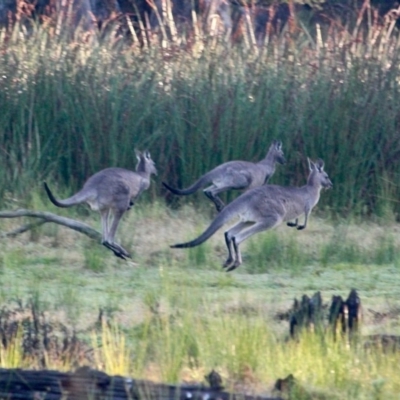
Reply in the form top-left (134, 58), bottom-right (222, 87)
top-left (1, 220), bottom-right (47, 238)
top-left (0, 209), bottom-right (102, 241)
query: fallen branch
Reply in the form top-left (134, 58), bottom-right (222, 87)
top-left (0, 209), bottom-right (133, 260)
top-left (0, 367), bottom-right (283, 400)
top-left (1, 219), bottom-right (47, 238)
top-left (0, 208), bottom-right (102, 241)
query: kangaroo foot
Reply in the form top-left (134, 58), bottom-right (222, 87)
top-left (225, 261), bottom-right (241, 272)
top-left (213, 198), bottom-right (225, 212)
top-left (215, 202), bottom-right (225, 212)
top-left (204, 191), bottom-right (225, 212)
top-left (222, 258), bottom-right (234, 269)
top-left (287, 219), bottom-right (298, 228)
top-left (102, 241), bottom-right (131, 260)
top-left (297, 225), bottom-right (306, 230)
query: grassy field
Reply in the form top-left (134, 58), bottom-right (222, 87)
top-left (1, 7), bottom-right (400, 399)
top-left (1, 198), bottom-right (400, 398)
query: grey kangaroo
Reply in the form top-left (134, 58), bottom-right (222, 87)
top-left (44, 150), bottom-right (157, 260)
top-left (171, 158), bottom-right (332, 271)
top-left (163, 140), bottom-right (286, 212)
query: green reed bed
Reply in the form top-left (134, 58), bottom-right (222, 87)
top-left (1, 18), bottom-right (400, 217)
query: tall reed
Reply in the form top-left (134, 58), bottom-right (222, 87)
top-left (0, 8), bottom-right (400, 216)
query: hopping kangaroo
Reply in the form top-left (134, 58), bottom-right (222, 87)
top-left (163, 140), bottom-right (286, 212)
top-left (44, 150), bottom-right (157, 260)
top-left (171, 158), bottom-right (332, 271)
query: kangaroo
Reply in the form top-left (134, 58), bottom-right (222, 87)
top-left (162, 140), bottom-right (286, 212)
top-left (171, 158), bottom-right (332, 271)
top-left (44, 150), bottom-right (157, 260)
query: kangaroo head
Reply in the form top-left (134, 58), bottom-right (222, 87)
top-left (270, 140), bottom-right (286, 165)
top-left (136, 150), bottom-right (158, 176)
top-left (307, 158), bottom-right (333, 189)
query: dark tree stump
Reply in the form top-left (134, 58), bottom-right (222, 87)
top-left (289, 289), bottom-right (362, 340)
top-left (328, 289), bottom-right (362, 339)
top-left (289, 291), bottom-right (324, 338)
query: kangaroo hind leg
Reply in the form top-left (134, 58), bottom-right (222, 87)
top-left (297, 208), bottom-right (310, 230)
top-left (223, 221), bottom-right (253, 270)
top-left (102, 209), bottom-right (131, 260)
top-left (226, 216), bottom-right (282, 271)
top-left (204, 172), bottom-right (251, 212)
top-left (203, 185), bottom-right (226, 212)
top-left (100, 209), bottom-right (110, 243)
top-left (225, 238), bottom-right (242, 272)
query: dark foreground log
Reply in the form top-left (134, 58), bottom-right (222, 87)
top-left (0, 367), bottom-right (283, 400)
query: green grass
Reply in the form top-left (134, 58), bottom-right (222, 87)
top-left (83, 242), bottom-right (108, 273)
top-left (1, 202), bottom-right (400, 398)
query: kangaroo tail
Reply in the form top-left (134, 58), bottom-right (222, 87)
top-left (171, 206), bottom-right (233, 248)
top-left (43, 182), bottom-right (87, 208)
top-left (162, 174), bottom-right (211, 196)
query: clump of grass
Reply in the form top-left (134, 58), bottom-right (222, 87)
top-left (320, 235), bottom-right (363, 267)
top-left (3, 249), bottom-right (29, 270)
top-left (241, 224), bottom-right (400, 272)
top-left (245, 231), bottom-right (310, 273)
top-left (56, 285), bottom-right (82, 326)
top-left (0, 326), bottom-right (25, 369)
top-left (92, 321), bottom-right (132, 377)
top-left (83, 242), bottom-right (107, 273)
top-left (0, 254), bottom-right (4, 276)
top-left (187, 243), bottom-right (212, 269)
top-left (320, 228), bottom-right (400, 268)
top-left (210, 273), bottom-right (241, 289)
top-left (372, 234), bottom-right (400, 266)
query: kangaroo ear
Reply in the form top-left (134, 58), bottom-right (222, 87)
top-left (135, 149), bottom-right (142, 162)
top-left (307, 157), bottom-right (316, 171)
top-left (276, 140), bottom-right (282, 149)
top-left (145, 150), bottom-right (151, 159)
top-left (316, 159), bottom-right (325, 171)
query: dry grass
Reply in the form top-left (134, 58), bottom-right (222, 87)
top-left (1, 201), bottom-right (400, 398)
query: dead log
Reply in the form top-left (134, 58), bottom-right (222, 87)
top-left (0, 367), bottom-right (283, 400)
